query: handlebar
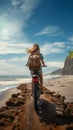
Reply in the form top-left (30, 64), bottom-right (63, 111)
top-left (25, 64), bottom-right (47, 67)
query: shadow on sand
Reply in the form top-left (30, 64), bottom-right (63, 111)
top-left (36, 99), bottom-right (73, 125)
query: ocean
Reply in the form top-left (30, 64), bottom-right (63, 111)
top-left (0, 74), bottom-right (60, 94)
top-left (0, 75), bottom-right (31, 94)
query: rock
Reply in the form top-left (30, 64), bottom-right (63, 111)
top-left (17, 84), bottom-right (27, 90)
top-left (62, 56), bottom-right (73, 75)
top-left (6, 98), bottom-right (25, 107)
top-left (51, 69), bottom-right (62, 75)
top-left (65, 103), bottom-right (73, 114)
top-left (12, 94), bottom-right (18, 98)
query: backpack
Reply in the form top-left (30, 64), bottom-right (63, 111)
top-left (28, 53), bottom-right (41, 71)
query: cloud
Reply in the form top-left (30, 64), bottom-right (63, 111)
top-left (0, 0), bottom-right (41, 43)
top-left (40, 42), bottom-right (65, 55)
top-left (6, 56), bottom-right (28, 62)
top-left (0, 58), bottom-right (30, 75)
top-left (0, 13), bottom-right (28, 42)
top-left (0, 0), bottom-right (41, 57)
top-left (46, 61), bottom-right (64, 68)
top-left (66, 36), bottom-right (73, 50)
top-left (41, 61), bottom-right (64, 74)
top-left (11, 0), bottom-right (24, 7)
top-left (34, 25), bottom-right (64, 37)
top-left (0, 41), bottom-right (33, 54)
top-left (68, 36), bottom-right (73, 42)
top-left (0, 20), bottom-right (20, 43)
top-left (42, 61), bottom-right (64, 74)
top-left (11, 0), bottom-right (40, 20)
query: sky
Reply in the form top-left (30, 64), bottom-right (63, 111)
top-left (0, 0), bottom-right (73, 75)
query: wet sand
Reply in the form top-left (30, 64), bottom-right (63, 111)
top-left (0, 88), bottom-right (21, 107)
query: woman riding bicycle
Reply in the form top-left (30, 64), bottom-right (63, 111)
top-left (26, 44), bottom-right (46, 94)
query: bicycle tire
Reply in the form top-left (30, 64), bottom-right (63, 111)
top-left (34, 82), bottom-right (38, 111)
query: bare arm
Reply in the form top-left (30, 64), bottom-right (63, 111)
top-left (41, 59), bottom-right (46, 66)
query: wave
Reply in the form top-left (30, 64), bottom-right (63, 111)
top-left (0, 78), bottom-right (31, 86)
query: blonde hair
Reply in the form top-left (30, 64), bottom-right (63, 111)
top-left (26, 44), bottom-right (40, 54)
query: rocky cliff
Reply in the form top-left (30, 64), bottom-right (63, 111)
top-left (62, 56), bottom-right (73, 75)
top-left (51, 69), bottom-right (62, 75)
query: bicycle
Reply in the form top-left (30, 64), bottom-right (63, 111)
top-left (32, 66), bottom-right (46, 111)
top-left (25, 64), bottom-right (46, 111)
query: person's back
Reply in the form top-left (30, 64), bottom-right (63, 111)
top-left (28, 51), bottom-right (41, 71)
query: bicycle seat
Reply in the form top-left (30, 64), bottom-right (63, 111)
top-left (32, 74), bottom-right (39, 78)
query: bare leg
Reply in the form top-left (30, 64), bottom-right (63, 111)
top-left (32, 78), bottom-right (34, 90)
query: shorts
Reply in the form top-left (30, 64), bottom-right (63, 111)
top-left (30, 67), bottom-right (42, 76)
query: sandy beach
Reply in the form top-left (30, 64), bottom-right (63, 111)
top-left (0, 76), bottom-right (73, 130)
top-left (44, 75), bottom-right (73, 102)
